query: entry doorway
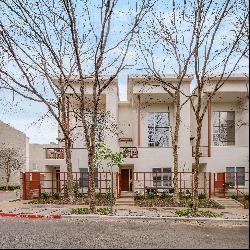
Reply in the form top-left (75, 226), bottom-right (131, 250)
top-left (120, 167), bottom-right (133, 191)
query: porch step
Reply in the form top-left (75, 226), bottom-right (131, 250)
top-left (115, 197), bottom-right (135, 206)
top-left (119, 192), bottom-right (134, 198)
top-left (214, 198), bottom-right (243, 208)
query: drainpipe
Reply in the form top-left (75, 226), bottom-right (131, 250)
top-left (137, 95), bottom-right (141, 146)
top-left (208, 99), bottom-right (211, 157)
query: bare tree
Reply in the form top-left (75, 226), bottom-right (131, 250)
top-left (189, 0), bottom-right (249, 212)
top-left (137, 0), bottom-right (196, 202)
top-left (0, 143), bottom-right (24, 190)
top-left (0, 0), bottom-right (155, 212)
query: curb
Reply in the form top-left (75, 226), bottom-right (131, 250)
top-left (62, 214), bottom-right (249, 223)
top-left (0, 212), bottom-right (61, 220)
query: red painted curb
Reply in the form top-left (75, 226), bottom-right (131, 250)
top-left (0, 212), bottom-right (61, 219)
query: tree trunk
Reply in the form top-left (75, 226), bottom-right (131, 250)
top-left (172, 93), bottom-right (181, 203)
top-left (88, 148), bottom-right (96, 213)
top-left (192, 120), bottom-right (202, 213)
top-left (65, 138), bottom-right (74, 203)
top-left (6, 173), bottom-right (10, 191)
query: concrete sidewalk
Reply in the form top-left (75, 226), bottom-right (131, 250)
top-left (0, 199), bottom-right (249, 221)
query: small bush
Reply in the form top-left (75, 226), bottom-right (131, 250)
top-left (96, 207), bottom-right (112, 215)
top-left (71, 207), bottom-right (90, 214)
top-left (198, 193), bottom-right (206, 200)
top-left (76, 193), bottom-right (85, 198)
top-left (160, 191), bottom-right (171, 199)
top-left (52, 192), bottom-right (60, 200)
top-left (147, 192), bottom-right (156, 199)
top-left (175, 208), bottom-right (222, 218)
top-left (134, 192), bottom-right (144, 200)
top-left (0, 185), bottom-right (20, 191)
top-left (41, 192), bottom-right (51, 199)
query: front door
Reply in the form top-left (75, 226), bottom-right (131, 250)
top-left (121, 169), bottom-right (130, 191)
top-left (214, 172), bottom-right (225, 197)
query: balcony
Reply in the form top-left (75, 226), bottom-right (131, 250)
top-left (45, 148), bottom-right (64, 159)
top-left (120, 147), bottom-right (138, 158)
top-left (192, 146), bottom-right (209, 157)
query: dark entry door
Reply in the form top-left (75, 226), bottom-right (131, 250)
top-left (121, 169), bottom-right (130, 191)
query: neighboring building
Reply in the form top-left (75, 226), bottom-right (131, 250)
top-left (27, 74), bottom-right (249, 195)
top-left (0, 120), bottom-right (29, 186)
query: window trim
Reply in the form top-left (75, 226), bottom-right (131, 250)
top-left (148, 112), bottom-right (170, 147)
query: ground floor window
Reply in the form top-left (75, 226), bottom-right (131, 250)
top-left (79, 168), bottom-right (98, 188)
top-left (226, 167), bottom-right (245, 186)
top-left (152, 168), bottom-right (172, 188)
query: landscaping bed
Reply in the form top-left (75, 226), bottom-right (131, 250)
top-left (134, 192), bottom-right (224, 209)
top-left (29, 192), bottom-right (115, 206)
top-left (231, 193), bottom-right (249, 209)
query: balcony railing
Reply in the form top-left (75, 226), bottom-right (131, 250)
top-left (120, 147), bottom-right (138, 158)
top-left (45, 148), bottom-right (64, 159)
top-left (192, 146), bottom-right (209, 157)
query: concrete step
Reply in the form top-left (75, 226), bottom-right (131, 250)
top-left (215, 198), bottom-right (243, 208)
top-left (120, 192), bottom-right (134, 198)
top-left (115, 197), bottom-right (135, 206)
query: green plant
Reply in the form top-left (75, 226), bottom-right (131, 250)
top-left (52, 192), bottom-right (60, 199)
top-left (96, 207), bottom-right (112, 215)
top-left (147, 192), bottom-right (156, 199)
top-left (77, 193), bottom-right (85, 198)
top-left (225, 181), bottom-right (235, 189)
top-left (41, 192), bottom-right (51, 199)
top-left (174, 208), bottom-right (222, 217)
top-left (71, 207), bottom-right (90, 214)
top-left (134, 191), bottom-right (144, 200)
top-left (198, 192), bottom-right (206, 199)
top-left (0, 185), bottom-right (20, 190)
top-left (160, 191), bottom-right (171, 199)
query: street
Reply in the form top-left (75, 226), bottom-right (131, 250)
top-left (0, 218), bottom-right (248, 249)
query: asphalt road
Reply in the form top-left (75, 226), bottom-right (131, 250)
top-left (0, 218), bottom-right (248, 249)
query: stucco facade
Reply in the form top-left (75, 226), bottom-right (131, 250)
top-left (28, 74), bottom-right (249, 192)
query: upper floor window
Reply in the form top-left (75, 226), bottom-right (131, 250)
top-left (148, 112), bottom-right (170, 147)
top-left (213, 111), bottom-right (235, 146)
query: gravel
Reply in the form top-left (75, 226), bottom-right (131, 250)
top-left (0, 217), bottom-right (248, 249)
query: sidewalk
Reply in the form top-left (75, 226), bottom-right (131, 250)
top-left (0, 199), bottom-right (249, 221)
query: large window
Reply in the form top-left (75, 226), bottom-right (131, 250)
top-left (152, 168), bottom-right (172, 187)
top-left (148, 112), bottom-right (170, 147)
top-left (226, 167), bottom-right (245, 186)
top-left (213, 111), bottom-right (235, 146)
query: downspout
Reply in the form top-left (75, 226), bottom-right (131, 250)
top-left (208, 99), bottom-right (211, 157)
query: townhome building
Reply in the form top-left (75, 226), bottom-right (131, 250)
top-left (26, 74), bottom-right (249, 198)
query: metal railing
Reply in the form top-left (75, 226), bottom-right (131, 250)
top-left (45, 148), bottom-right (64, 159)
top-left (120, 147), bottom-right (138, 158)
top-left (192, 146), bottom-right (209, 157)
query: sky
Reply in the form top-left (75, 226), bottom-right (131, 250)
top-left (0, 0), bottom-right (248, 144)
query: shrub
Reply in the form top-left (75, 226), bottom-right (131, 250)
top-left (96, 207), bottom-right (112, 215)
top-left (175, 208), bottom-right (222, 217)
top-left (231, 193), bottom-right (239, 200)
top-left (225, 181), bottom-right (234, 189)
top-left (71, 207), bottom-right (90, 214)
top-left (198, 193), bottom-right (206, 199)
top-left (0, 185), bottom-right (20, 190)
top-left (41, 192), bottom-right (51, 199)
top-left (134, 191), bottom-right (144, 200)
top-left (160, 191), bottom-right (171, 199)
top-left (52, 192), bottom-right (60, 199)
top-left (147, 192), bottom-right (156, 199)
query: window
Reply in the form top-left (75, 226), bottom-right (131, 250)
top-left (32, 163), bottom-right (38, 171)
top-left (152, 168), bottom-right (172, 187)
top-left (79, 168), bottom-right (98, 188)
top-left (213, 111), bottom-right (235, 146)
top-left (148, 112), bottom-right (170, 147)
top-left (226, 167), bottom-right (245, 186)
